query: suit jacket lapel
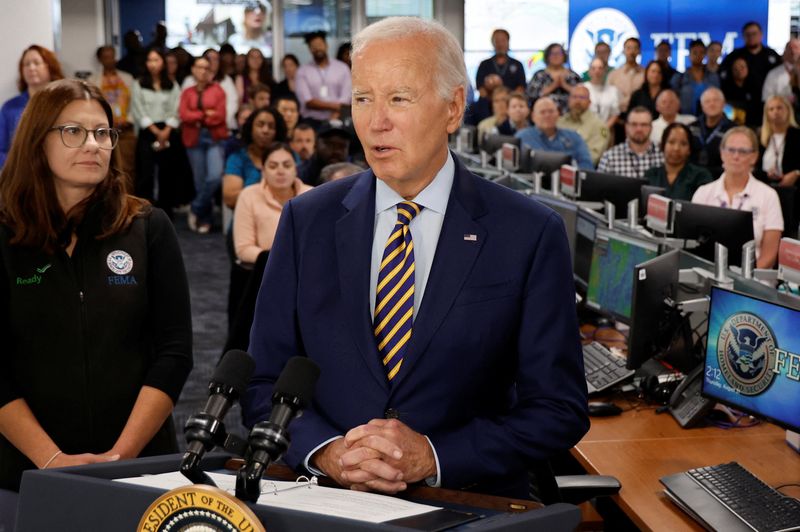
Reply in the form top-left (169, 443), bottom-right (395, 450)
top-left (335, 172), bottom-right (390, 392)
top-left (391, 156), bottom-right (488, 391)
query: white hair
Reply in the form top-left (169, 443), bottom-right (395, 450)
top-left (351, 17), bottom-right (468, 106)
top-left (700, 86), bottom-right (725, 103)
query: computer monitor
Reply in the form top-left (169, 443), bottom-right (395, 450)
top-left (627, 249), bottom-right (682, 370)
top-left (640, 185), bottom-right (667, 219)
top-left (585, 229), bottom-right (660, 324)
top-left (534, 194), bottom-right (578, 261)
top-left (480, 133), bottom-right (520, 155)
top-left (672, 201), bottom-right (754, 267)
top-left (574, 208), bottom-right (599, 291)
top-left (519, 151), bottom-right (572, 186)
top-left (702, 286), bottom-right (800, 433)
top-left (578, 170), bottom-right (647, 215)
top-left (452, 125), bottom-right (478, 154)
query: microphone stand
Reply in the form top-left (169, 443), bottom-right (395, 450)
top-left (180, 413), bottom-right (249, 486)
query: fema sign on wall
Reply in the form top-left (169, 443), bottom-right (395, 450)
top-left (568, 0), bottom-right (770, 74)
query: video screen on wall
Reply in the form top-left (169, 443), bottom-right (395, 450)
top-left (165, 0), bottom-right (275, 57)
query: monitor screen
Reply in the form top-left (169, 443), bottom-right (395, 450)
top-left (578, 171), bottom-right (647, 216)
top-left (534, 194), bottom-right (578, 261)
top-left (702, 286), bottom-right (800, 433)
top-left (672, 201), bottom-right (754, 267)
top-left (574, 209), bottom-right (598, 290)
top-left (585, 229), bottom-right (659, 323)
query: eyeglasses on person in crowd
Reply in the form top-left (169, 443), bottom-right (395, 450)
top-left (48, 125), bottom-right (119, 150)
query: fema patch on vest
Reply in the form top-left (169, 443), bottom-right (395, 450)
top-left (716, 312), bottom-right (777, 396)
top-left (137, 485), bottom-right (264, 532)
top-left (107, 250), bottom-right (133, 275)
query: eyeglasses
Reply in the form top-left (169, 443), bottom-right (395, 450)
top-left (722, 146), bottom-right (756, 156)
top-left (49, 125), bottom-right (119, 150)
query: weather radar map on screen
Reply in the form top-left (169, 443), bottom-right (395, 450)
top-left (703, 287), bottom-right (800, 433)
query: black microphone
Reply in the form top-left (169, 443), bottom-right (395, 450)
top-left (181, 349), bottom-right (255, 483)
top-left (236, 356), bottom-right (320, 501)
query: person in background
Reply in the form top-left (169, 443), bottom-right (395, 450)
top-left (179, 57), bottom-right (228, 234)
top-left (233, 142), bottom-right (312, 265)
top-left (273, 95), bottom-right (300, 139)
top-left (720, 21), bottom-right (781, 125)
top-left (654, 40), bottom-right (678, 85)
top-left (89, 45), bottom-right (136, 180)
top-left (559, 85), bottom-right (610, 166)
top-left (235, 53), bottom-right (247, 77)
top-left (183, 49), bottom-right (239, 132)
top-left (692, 126), bottom-right (783, 268)
top-left (298, 125), bottom-right (351, 186)
top-left (235, 47), bottom-right (275, 104)
top-left (117, 30), bottom-right (145, 78)
top-left (598, 106), bottom-right (664, 177)
top-left (762, 39), bottom-right (800, 104)
top-left (722, 57), bottom-right (760, 127)
top-left (219, 43), bottom-right (238, 79)
top-left (517, 97), bottom-right (594, 170)
top-left (320, 161), bottom-right (365, 182)
top-left (0, 45), bottom-right (64, 168)
top-left (273, 54), bottom-right (299, 101)
top-left (644, 122), bottom-right (712, 200)
top-left (336, 42), bottom-right (352, 69)
top-left (295, 31), bottom-right (351, 124)
top-left (607, 37), bottom-right (645, 114)
top-left (758, 95), bottom-right (800, 187)
top-left (165, 51), bottom-right (179, 83)
top-left (145, 22), bottom-right (168, 53)
top-left (476, 29), bottom-right (526, 97)
top-left (289, 122), bottom-right (315, 163)
top-left (247, 83), bottom-right (271, 110)
top-left (527, 43), bottom-right (581, 115)
top-left (227, 2), bottom-right (272, 57)
top-left (468, 73), bottom-right (502, 126)
top-left (706, 41), bottom-right (722, 74)
top-left (0, 78), bottom-right (192, 492)
top-left (222, 107), bottom-right (286, 209)
top-left (496, 92), bottom-right (530, 135)
top-left (690, 87), bottom-right (734, 177)
top-left (630, 60), bottom-right (669, 118)
top-left (130, 47), bottom-right (182, 215)
top-left (671, 40), bottom-right (720, 116)
top-left (477, 85), bottom-right (510, 140)
top-left (224, 102), bottom-right (254, 158)
top-left (650, 89), bottom-right (696, 145)
top-left (169, 47), bottom-right (194, 85)
top-left (583, 57), bottom-right (620, 134)
top-left (581, 41), bottom-right (612, 82)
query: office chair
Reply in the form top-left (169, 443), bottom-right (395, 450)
top-left (529, 460), bottom-right (621, 505)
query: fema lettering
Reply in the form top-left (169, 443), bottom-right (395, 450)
top-left (108, 275), bottom-right (138, 286)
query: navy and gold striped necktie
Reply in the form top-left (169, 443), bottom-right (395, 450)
top-left (374, 201), bottom-right (423, 381)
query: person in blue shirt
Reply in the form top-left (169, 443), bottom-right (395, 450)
top-left (516, 97), bottom-right (594, 169)
top-left (0, 45), bottom-right (63, 168)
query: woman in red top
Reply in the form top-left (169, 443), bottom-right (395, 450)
top-left (179, 57), bottom-right (228, 233)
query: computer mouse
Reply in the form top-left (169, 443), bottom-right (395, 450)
top-left (588, 401), bottom-right (623, 417)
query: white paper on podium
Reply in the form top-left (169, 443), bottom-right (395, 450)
top-left (115, 471), bottom-right (441, 523)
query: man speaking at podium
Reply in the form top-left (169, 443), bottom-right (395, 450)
top-left (244, 17), bottom-right (589, 499)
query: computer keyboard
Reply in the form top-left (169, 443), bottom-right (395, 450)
top-left (582, 341), bottom-right (634, 394)
top-left (663, 462), bottom-right (800, 532)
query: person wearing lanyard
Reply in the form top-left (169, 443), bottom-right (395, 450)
top-left (295, 31), bottom-right (352, 124)
top-left (691, 87), bottom-right (734, 177)
top-left (475, 29), bottom-right (526, 97)
top-left (692, 126), bottom-right (783, 268)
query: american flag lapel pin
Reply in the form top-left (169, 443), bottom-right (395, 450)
top-left (463, 234), bottom-right (477, 242)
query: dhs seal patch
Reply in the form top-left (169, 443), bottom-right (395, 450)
top-left (106, 250), bottom-right (133, 275)
top-left (137, 485), bottom-right (264, 532)
top-left (717, 312), bottom-right (777, 396)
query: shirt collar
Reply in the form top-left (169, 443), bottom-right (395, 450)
top-left (710, 173), bottom-right (755, 205)
top-left (375, 151), bottom-right (454, 215)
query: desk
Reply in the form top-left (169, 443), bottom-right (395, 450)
top-left (572, 406), bottom-right (800, 531)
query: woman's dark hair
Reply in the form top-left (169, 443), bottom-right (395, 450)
top-left (139, 47), bottom-right (173, 90)
top-left (202, 48), bottom-right (228, 82)
top-left (543, 43), bottom-right (567, 67)
top-left (644, 60), bottom-right (669, 90)
top-left (241, 107), bottom-right (287, 147)
top-left (244, 48), bottom-right (274, 86)
top-left (0, 79), bottom-right (147, 253)
top-left (660, 122), bottom-right (696, 159)
top-left (260, 141), bottom-right (295, 165)
top-left (336, 42), bottom-right (351, 63)
top-left (282, 54), bottom-right (299, 68)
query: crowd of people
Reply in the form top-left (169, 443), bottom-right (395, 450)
top-left (469, 21), bottom-right (800, 268)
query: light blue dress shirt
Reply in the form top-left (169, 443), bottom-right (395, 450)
top-left (515, 126), bottom-right (594, 170)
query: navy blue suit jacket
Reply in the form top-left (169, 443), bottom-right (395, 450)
top-left (243, 154), bottom-right (589, 498)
